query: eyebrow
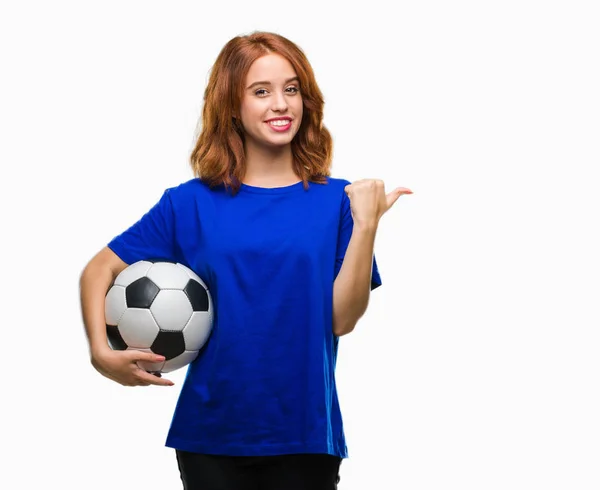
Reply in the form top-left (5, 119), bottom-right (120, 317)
top-left (247, 76), bottom-right (299, 90)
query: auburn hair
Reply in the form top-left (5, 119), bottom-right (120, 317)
top-left (189, 31), bottom-right (333, 196)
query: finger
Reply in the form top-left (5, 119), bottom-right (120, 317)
top-left (136, 370), bottom-right (174, 387)
top-left (385, 190), bottom-right (401, 208)
top-left (386, 187), bottom-right (413, 208)
top-left (131, 350), bottom-right (166, 364)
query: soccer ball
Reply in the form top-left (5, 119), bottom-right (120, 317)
top-left (104, 260), bottom-right (214, 374)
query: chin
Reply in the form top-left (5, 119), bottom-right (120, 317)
top-left (261, 133), bottom-right (297, 145)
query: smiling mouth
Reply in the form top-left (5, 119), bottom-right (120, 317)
top-left (265, 120), bottom-right (292, 132)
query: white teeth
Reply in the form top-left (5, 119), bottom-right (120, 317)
top-left (268, 120), bottom-right (291, 126)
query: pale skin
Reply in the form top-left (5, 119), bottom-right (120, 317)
top-left (332, 180), bottom-right (413, 336)
top-left (236, 53), bottom-right (303, 185)
top-left (345, 179), bottom-right (413, 228)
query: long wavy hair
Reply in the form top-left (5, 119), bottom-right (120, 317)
top-left (189, 31), bottom-right (333, 196)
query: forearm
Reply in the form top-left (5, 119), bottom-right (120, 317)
top-left (332, 222), bottom-right (378, 336)
top-left (79, 262), bottom-right (115, 358)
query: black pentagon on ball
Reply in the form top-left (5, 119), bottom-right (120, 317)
top-left (106, 324), bottom-right (128, 350)
top-left (126, 276), bottom-right (160, 308)
top-left (151, 330), bottom-right (186, 360)
top-left (184, 279), bottom-right (210, 311)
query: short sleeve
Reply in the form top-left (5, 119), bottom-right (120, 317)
top-left (107, 188), bottom-right (177, 265)
top-left (334, 184), bottom-right (382, 291)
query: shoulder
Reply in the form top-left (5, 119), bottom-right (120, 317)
top-left (325, 176), bottom-right (352, 203)
top-left (163, 177), bottom-right (211, 202)
top-left (325, 176), bottom-right (352, 188)
top-left (324, 176), bottom-right (352, 199)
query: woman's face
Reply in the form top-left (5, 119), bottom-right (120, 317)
top-left (237, 53), bottom-right (303, 148)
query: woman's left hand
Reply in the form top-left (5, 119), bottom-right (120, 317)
top-left (344, 179), bottom-right (413, 228)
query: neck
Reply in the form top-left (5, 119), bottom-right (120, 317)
top-left (243, 141), bottom-right (298, 184)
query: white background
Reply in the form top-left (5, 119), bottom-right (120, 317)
top-left (1, 1), bottom-right (599, 489)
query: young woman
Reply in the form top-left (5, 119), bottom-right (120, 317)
top-left (80, 31), bottom-right (412, 490)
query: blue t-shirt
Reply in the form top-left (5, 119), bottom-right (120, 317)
top-left (107, 176), bottom-right (381, 458)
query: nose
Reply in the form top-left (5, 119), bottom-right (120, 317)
top-left (271, 91), bottom-right (288, 113)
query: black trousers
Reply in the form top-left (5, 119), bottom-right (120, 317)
top-left (175, 450), bottom-right (342, 490)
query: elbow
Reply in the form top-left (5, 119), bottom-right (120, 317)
top-left (332, 311), bottom-right (362, 337)
top-left (332, 286), bottom-right (371, 336)
top-left (333, 318), bottom-right (351, 337)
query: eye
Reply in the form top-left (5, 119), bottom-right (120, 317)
top-left (255, 86), bottom-right (300, 97)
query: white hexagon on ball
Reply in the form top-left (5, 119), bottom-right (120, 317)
top-left (105, 285), bottom-right (127, 325)
top-left (119, 308), bottom-right (160, 348)
top-left (183, 311), bottom-right (214, 351)
top-left (150, 289), bottom-right (193, 331)
top-left (147, 262), bottom-right (190, 289)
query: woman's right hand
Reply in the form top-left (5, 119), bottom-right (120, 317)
top-left (91, 347), bottom-right (174, 387)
